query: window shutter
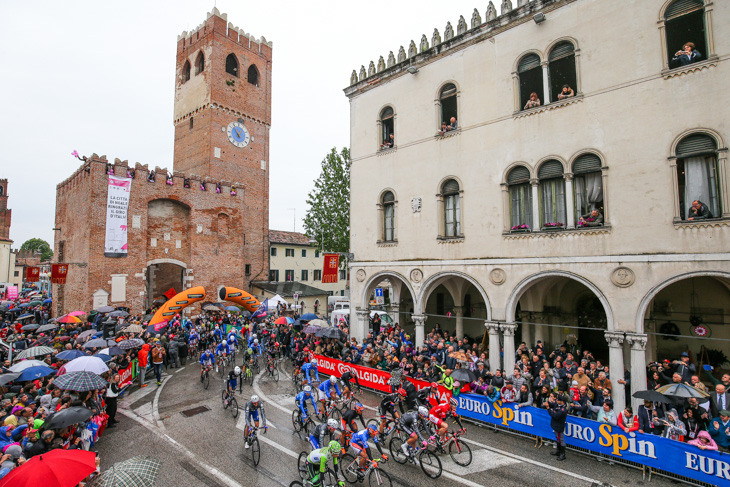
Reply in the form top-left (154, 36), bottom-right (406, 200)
top-left (381, 107), bottom-right (394, 120)
top-left (572, 154), bottom-right (602, 175)
top-left (518, 54), bottom-right (541, 73)
top-left (665, 0), bottom-right (703, 20)
top-left (677, 134), bottom-right (717, 157)
top-left (549, 42), bottom-right (575, 62)
top-left (440, 84), bottom-right (457, 99)
top-left (507, 166), bottom-right (531, 184)
top-left (538, 160), bottom-right (564, 179)
top-left (382, 191), bottom-right (395, 203)
top-left (443, 179), bottom-right (460, 194)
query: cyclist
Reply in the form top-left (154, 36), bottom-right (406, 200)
top-left (416, 382), bottom-right (441, 408)
top-left (250, 338), bottom-right (261, 360)
top-left (306, 440), bottom-right (345, 487)
top-left (293, 350), bottom-right (307, 379)
top-left (350, 424), bottom-right (387, 470)
top-left (309, 418), bottom-right (340, 450)
top-left (188, 329), bottom-right (199, 354)
top-left (215, 340), bottom-right (230, 367)
top-left (295, 385), bottom-right (320, 421)
top-left (378, 388), bottom-right (406, 436)
top-left (199, 348), bottom-right (215, 381)
top-left (243, 394), bottom-right (267, 449)
top-left (398, 407), bottom-right (430, 458)
top-left (341, 402), bottom-right (366, 432)
top-left (225, 366), bottom-right (241, 404)
top-left (340, 369), bottom-right (361, 401)
top-left (266, 341), bottom-right (279, 369)
top-left (212, 325), bottom-right (223, 342)
top-left (227, 330), bottom-right (239, 349)
top-left (428, 397), bottom-right (463, 444)
top-left (397, 376), bottom-right (418, 413)
top-left (302, 358), bottom-right (320, 384)
top-left (318, 375), bottom-right (342, 409)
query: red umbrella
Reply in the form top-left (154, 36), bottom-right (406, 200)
top-left (67, 311), bottom-right (86, 317)
top-left (0, 449), bottom-right (96, 487)
top-left (274, 317), bottom-right (289, 325)
top-left (56, 315), bottom-right (82, 324)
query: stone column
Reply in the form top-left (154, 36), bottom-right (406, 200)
top-left (530, 179), bottom-right (540, 229)
top-left (541, 62), bottom-right (551, 104)
top-left (453, 306), bottom-right (465, 338)
top-left (564, 173), bottom-right (575, 228)
top-left (522, 322), bottom-right (532, 350)
top-left (501, 323), bottom-right (518, 371)
top-left (625, 333), bottom-right (648, 411)
top-left (670, 161), bottom-right (681, 220)
top-left (388, 303), bottom-right (400, 326)
top-left (533, 312), bottom-right (545, 345)
top-left (412, 314), bottom-right (427, 350)
top-left (605, 331), bottom-right (626, 412)
top-left (353, 308), bottom-right (370, 342)
top-left (485, 322), bottom-right (502, 372)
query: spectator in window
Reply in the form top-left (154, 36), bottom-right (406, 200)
top-left (557, 84), bottom-right (574, 100)
top-left (672, 42), bottom-right (702, 67)
top-left (448, 116), bottom-right (458, 131)
top-left (439, 121), bottom-right (449, 136)
top-left (579, 209), bottom-right (603, 227)
top-left (524, 92), bottom-right (541, 109)
top-left (687, 200), bottom-right (712, 220)
top-left (381, 133), bottom-right (394, 149)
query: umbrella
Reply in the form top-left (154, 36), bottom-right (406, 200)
top-left (20, 324), bottom-right (39, 331)
top-left (203, 304), bottom-right (221, 312)
top-left (0, 448), bottom-right (97, 487)
top-left (450, 368), bottom-right (478, 383)
top-left (53, 371), bottom-right (107, 391)
top-left (14, 346), bottom-right (55, 360)
top-left (17, 314), bottom-right (34, 321)
top-left (37, 323), bottom-right (59, 333)
top-left (224, 306), bottom-right (240, 312)
top-left (57, 350), bottom-right (87, 361)
top-left (9, 360), bottom-right (46, 372)
top-left (308, 319), bottom-right (329, 328)
top-left (303, 324), bottom-right (324, 334)
top-left (274, 316), bottom-right (289, 325)
top-left (94, 353), bottom-right (112, 362)
top-left (43, 298), bottom-right (52, 304)
top-left (0, 373), bottom-right (20, 386)
top-left (90, 455), bottom-right (162, 487)
top-left (108, 310), bottom-right (129, 318)
top-left (27, 300), bottom-right (42, 306)
top-left (657, 383), bottom-right (710, 399)
top-left (152, 297), bottom-right (165, 304)
top-left (316, 327), bottom-right (346, 340)
top-left (96, 305), bottom-right (115, 313)
top-left (68, 311), bottom-right (87, 316)
top-left (119, 338), bottom-right (145, 350)
top-left (63, 356), bottom-right (109, 375)
top-left (300, 313), bottom-right (319, 321)
top-left (448, 351), bottom-right (469, 362)
top-left (76, 329), bottom-right (98, 342)
top-left (43, 406), bottom-right (95, 429)
top-left (122, 324), bottom-right (144, 334)
top-left (633, 390), bottom-right (672, 403)
top-left (84, 338), bottom-right (113, 349)
top-left (99, 346), bottom-right (124, 356)
top-left (57, 315), bottom-right (82, 324)
top-left (16, 365), bottom-right (56, 382)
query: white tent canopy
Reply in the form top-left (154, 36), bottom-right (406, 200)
top-left (267, 294), bottom-right (289, 306)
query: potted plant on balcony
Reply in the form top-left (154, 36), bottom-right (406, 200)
top-left (510, 224), bottom-right (531, 233)
top-left (542, 222), bottom-right (565, 231)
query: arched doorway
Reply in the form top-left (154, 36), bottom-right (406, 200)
top-left (314, 299), bottom-right (320, 314)
top-left (146, 260), bottom-right (185, 309)
top-left (358, 272), bottom-right (417, 340)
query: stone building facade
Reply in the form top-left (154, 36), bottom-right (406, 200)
top-left (0, 179), bottom-right (16, 286)
top-left (53, 8), bottom-right (271, 315)
top-left (345, 0), bottom-right (729, 412)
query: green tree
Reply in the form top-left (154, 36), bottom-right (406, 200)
top-left (20, 238), bottom-right (53, 262)
top-left (303, 147), bottom-right (351, 258)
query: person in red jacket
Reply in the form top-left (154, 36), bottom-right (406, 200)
top-left (137, 344), bottom-right (150, 388)
top-left (618, 406), bottom-right (639, 433)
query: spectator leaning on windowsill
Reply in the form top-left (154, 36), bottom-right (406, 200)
top-left (671, 42), bottom-right (702, 67)
top-left (687, 200), bottom-right (712, 221)
top-left (557, 84), bottom-right (574, 100)
top-left (524, 92), bottom-right (541, 109)
top-left (579, 210), bottom-right (603, 227)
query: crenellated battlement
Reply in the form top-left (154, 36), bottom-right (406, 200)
top-left (177, 7), bottom-right (272, 53)
top-left (345, 0), bottom-right (564, 93)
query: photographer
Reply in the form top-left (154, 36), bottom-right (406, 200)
top-left (545, 394), bottom-right (568, 461)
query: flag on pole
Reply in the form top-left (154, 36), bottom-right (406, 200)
top-left (163, 288), bottom-right (177, 300)
top-left (322, 254), bottom-right (339, 283)
top-left (253, 299), bottom-right (268, 318)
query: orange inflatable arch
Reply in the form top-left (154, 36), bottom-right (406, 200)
top-left (149, 286), bottom-right (206, 326)
top-left (219, 287), bottom-right (261, 313)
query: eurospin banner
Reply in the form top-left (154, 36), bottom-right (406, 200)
top-left (457, 393), bottom-right (730, 485)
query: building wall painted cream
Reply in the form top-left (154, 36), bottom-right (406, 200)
top-left (269, 241), bottom-right (348, 297)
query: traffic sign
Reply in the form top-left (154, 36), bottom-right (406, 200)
top-left (374, 287), bottom-right (384, 305)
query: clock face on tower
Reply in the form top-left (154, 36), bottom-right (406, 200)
top-left (226, 121), bottom-right (250, 148)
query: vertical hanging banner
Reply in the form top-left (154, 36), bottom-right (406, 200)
top-left (25, 266), bottom-right (40, 282)
top-left (51, 264), bottom-right (69, 284)
top-left (322, 253), bottom-right (340, 283)
top-left (105, 176), bottom-right (132, 257)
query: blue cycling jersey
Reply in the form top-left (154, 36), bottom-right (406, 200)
top-left (215, 343), bottom-right (230, 355)
top-left (200, 352), bottom-right (215, 365)
top-left (351, 429), bottom-right (376, 446)
top-left (295, 391), bottom-right (319, 415)
top-left (213, 329), bottom-right (223, 341)
top-left (318, 379), bottom-right (341, 396)
top-left (302, 362), bottom-right (317, 372)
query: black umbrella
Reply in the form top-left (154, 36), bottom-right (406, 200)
top-left (43, 406), bottom-right (94, 429)
top-left (106, 346), bottom-right (125, 356)
top-left (96, 306), bottom-right (115, 313)
top-left (633, 390), bottom-right (672, 403)
top-left (450, 368), bottom-right (477, 384)
top-left (108, 310), bottom-right (129, 318)
top-left (37, 324), bottom-right (58, 333)
top-left (21, 324), bottom-right (39, 331)
top-left (316, 327), bottom-right (346, 340)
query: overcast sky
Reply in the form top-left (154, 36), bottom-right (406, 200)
top-left (0, 1), bottom-right (479, 248)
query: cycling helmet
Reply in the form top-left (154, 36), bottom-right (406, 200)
top-left (430, 382), bottom-right (439, 389)
top-left (252, 334), bottom-right (257, 339)
top-left (418, 406), bottom-right (429, 418)
top-left (330, 375), bottom-right (337, 383)
top-left (253, 339), bottom-right (259, 344)
top-left (449, 397), bottom-right (458, 408)
top-left (234, 366), bottom-right (241, 375)
top-left (275, 342), bottom-right (279, 347)
top-left (311, 358), bottom-right (317, 364)
top-left (367, 424), bottom-right (378, 433)
top-left (397, 388), bottom-right (407, 398)
top-left (327, 418), bottom-right (338, 429)
top-left (247, 348), bottom-right (253, 354)
top-left (353, 402), bottom-right (364, 413)
top-left (328, 440), bottom-right (342, 455)
top-left (251, 394), bottom-right (260, 404)
top-left (303, 385), bottom-right (312, 393)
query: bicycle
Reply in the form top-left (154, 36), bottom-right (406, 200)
top-left (429, 429), bottom-right (472, 466)
top-left (292, 409), bottom-right (316, 435)
top-left (244, 426), bottom-right (261, 466)
top-left (243, 364), bottom-right (254, 386)
top-left (340, 455), bottom-right (391, 487)
top-left (366, 418), bottom-right (397, 441)
top-left (317, 399), bottom-right (343, 422)
top-left (296, 452), bottom-right (339, 486)
top-left (221, 387), bottom-right (239, 418)
top-left (201, 367), bottom-right (211, 390)
top-left (217, 356), bottom-right (228, 378)
top-left (265, 357), bottom-right (279, 382)
top-left (389, 435), bottom-right (442, 479)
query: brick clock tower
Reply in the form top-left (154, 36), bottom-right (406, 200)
top-left (0, 179), bottom-right (10, 241)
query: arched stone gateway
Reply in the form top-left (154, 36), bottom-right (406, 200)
top-left (355, 271), bottom-right (418, 343)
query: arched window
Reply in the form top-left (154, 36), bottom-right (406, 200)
top-left (380, 107), bottom-right (395, 149)
top-left (548, 42), bottom-right (577, 102)
top-left (247, 64), bottom-right (259, 86)
top-left (225, 54), bottom-right (239, 77)
top-left (518, 54), bottom-right (543, 110)
top-left (182, 60), bottom-right (191, 83)
top-left (676, 134), bottom-right (720, 219)
top-left (439, 83), bottom-right (458, 128)
top-left (194, 51), bottom-right (204, 75)
top-left (538, 160), bottom-right (566, 227)
top-left (507, 166), bottom-right (533, 229)
top-left (442, 179), bottom-right (461, 237)
top-left (572, 154), bottom-right (604, 223)
top-left (382, 191), bottom-right (395, 241)
top-left (664, 0), bottom-right (707, 68)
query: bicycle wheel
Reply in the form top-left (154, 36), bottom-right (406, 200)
top-left (247, 370), bottom-right (254, 386)
top-left (418, 450), bottom-right (442, 479)
top-left (288, 482), bottom-right (303, 487)
top-left (340, 454), bottom-right (359, 484)
top-left (203, 372), bottom-right (210, 390)
top-left (251, 437), bottom-right (260, 466)
top-left (272, 367), bottom-right (279, 382)
top-left (297, 451), bottom-right (308, 480)
top-left (388, 436), bottom-right (408, 464)
top-left (230, 397), bottom-right (239, 418)
top-left (292, 410), bottom-right (302, 433)
top-left (222, 391), bottom-right (229, 409)
top-left (366, 418), bottom-right (379, 430)
top-left (449, 438), bottom-right (472, 466)
top-left (329, 407), bottom-right (341, 421)
top-left (368, 467), bottom-right (392, 487)
top-left (304, 418), bottom-right (315, 435)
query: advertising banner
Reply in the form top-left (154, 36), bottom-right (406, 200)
top-left (6, 286), bottom-right (18, 299)
top-left (457, 393), bottom-right (730, 486)
top-left (25, 266), bottom-right (40, 282)
top-left (322, 253), bottom-right (339, 283)
top-left (104, 176), bottom-right (132, 258)
top-left (119, 358), bottom-right (138, 384)
top-left (51, 264), bottom-right (68, 284)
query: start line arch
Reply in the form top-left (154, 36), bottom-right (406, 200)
top-left (149, 286), bottom-right (261, 326)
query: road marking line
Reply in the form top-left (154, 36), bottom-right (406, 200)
top-left (258, 435), bottom-right (298, 459)
top-left (152, 375), bottom-right (171, 430)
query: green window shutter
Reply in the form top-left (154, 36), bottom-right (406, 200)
top-left (538, 160), bottom-right (564, 179)
top-left (572, 154), bottom-right (602, 175)
top-left (677, 134), bottom-right (717, 157)
top-left (665, 0), bottom-right (703, 20)
top-left (518, 54), bottom-right (541, 73)
top-left (507, 166), bottom-right (531, 184)
top-left (549, 42), bottom-right (575, 62)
